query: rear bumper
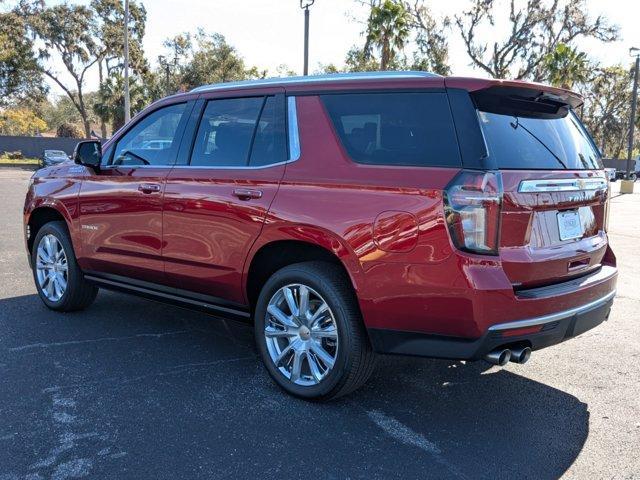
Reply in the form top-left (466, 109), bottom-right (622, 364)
top-left (368, 289), bottom-right (615, 360)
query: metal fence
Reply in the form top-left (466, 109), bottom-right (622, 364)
top-left (0, 135), bottom-right (87, 158)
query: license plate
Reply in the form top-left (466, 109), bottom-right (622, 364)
top-left (557, 211), bottom-right (583, 241)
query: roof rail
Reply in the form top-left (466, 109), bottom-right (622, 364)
top-left (190, 71), bottom-right (439, 93)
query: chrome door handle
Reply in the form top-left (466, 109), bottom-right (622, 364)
top-left (138, 183), bottom-right (162, 193)
top-left (232, 188), bottom-right (263, 200)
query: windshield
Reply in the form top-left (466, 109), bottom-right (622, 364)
top-left (478, 110), bottom-right (602, 170)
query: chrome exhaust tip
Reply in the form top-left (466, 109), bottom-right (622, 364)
top-left (484, 348), bottom-right (511, 366)
top-left (509, 346), bottom-right (531, 364)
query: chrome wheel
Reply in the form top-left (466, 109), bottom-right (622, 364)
top-left (264, 284), bottom-right (339, 386)
top-left (35, 234), bottom-right (68, 302)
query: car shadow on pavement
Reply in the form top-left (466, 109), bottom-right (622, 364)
top-left (0, 291), bottom-right (588, 480)
top-left (352, 356), bottom-right (588, 479)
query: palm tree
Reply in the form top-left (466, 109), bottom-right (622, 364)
top-left (94, 73), bottom-right (146, 134)
top-left (366, 0), bottom-right (411, 70)
top-left (543, 44), bottom-right (590, 90)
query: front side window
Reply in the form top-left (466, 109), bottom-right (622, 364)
top-left (111, 103), bottom-right (187, 166)
top-left (321, 92), bottom-right (461, 167)
top-left (190, 97), bottom-right (263, 167)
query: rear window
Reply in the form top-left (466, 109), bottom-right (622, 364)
top-left (321, 93), bottom-right (461, 167)
top-left (478, 110), bottom-right (602, 170)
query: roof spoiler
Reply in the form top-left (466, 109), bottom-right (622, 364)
top-left (445, 78), bottom-right (583, 120)
top-left (470, 84), bottom-right (583, 119)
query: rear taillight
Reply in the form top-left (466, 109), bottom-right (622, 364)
top-left (444, 170), bottom-right (503, 255)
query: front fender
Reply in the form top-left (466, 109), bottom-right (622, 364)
top-left (24, 172), bottom-right (83, 256)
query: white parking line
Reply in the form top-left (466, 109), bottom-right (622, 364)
top-left (367, 409), bottom-right (468, 479)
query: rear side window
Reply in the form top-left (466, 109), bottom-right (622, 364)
top-left (249, 96), bottom-right (287, 167)
top-left (321, 93), bottom-right (461, 167)
top-left (479, 110), bottom-right (602, 170)
top-left (190, 96), bottom-right (287, 168)
top-left (191, 97), bottom-right (263, 167)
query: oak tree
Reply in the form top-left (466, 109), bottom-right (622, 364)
top-left (455, 0), bottom-right (618, 80)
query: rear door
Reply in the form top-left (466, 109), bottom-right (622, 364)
top-left (162, 90), bottom-right (287, 304)
top-left (473, 90), bottom-right (609, 289)
top-left (78, 101), bottom-right (192, 282)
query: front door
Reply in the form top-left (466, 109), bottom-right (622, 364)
top-left (162, 92), bottom-right (288, 304)
top-left (77, 101), bottom-right (192, 283)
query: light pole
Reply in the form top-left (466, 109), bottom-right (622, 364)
top-left (626, 47), bottom-right (639, 181)
top-left (300, 0), bottom-right (315, 76)
top-left (123, 0), bottom-right (131, 124)
top-left (158, 55), bottom-right (177, 97)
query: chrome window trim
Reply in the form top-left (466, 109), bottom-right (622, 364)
top-left (475, 110), bottom-right (491, 160)
top-left (488, 289), bottom-right (616, 331)
top-left (101, 162), bottom-right (295, 171)
top-left (191, 71), bottom-right (439, 93)
top-left (101, 164), bottom-right (171, 170)
top-left (172, 160), bottom-right (293, 170)
top-left (518, 177), bottom-right (607, 193)
top-left (287, 96), bottom-right (301, 162)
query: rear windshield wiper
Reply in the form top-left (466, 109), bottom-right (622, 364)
top-left (511, 116), bottom-right (568, 169)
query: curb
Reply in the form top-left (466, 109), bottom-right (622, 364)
top-left (0, 163), bottom-right (39, 170)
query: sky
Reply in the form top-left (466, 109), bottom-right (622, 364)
top-left (26, 0), bottom-right (640, 96)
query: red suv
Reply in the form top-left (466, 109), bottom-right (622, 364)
top-left (24, 72), bottom-right (617, 400)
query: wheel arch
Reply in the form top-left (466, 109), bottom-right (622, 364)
top-left (26, 204), bottom-right (72, 254)
top-left (243, 230), bottom-right (365, 312)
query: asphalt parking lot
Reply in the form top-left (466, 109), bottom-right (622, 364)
top-left (0, 167), bottom-right (638, 480)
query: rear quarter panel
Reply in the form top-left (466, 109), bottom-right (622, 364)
top-left (258, 95), bottom-right (475, 334)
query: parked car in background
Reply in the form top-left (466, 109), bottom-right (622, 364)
top-left (605, 167), bottom-right (617, 182)
top-left (602, 157), bottom-right (639, 181)
top-left (23, 72), bottom-right (617, 400)
top-left (619, 157), bottom-right (639, 181)
top-left (41, 150), bottom-right (70, 168)
top-left (140, 139), bottom-right (173, 150)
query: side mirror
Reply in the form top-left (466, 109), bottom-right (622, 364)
top-left (73, 140), bottom-right (101, 170)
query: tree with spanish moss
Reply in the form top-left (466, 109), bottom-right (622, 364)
top-left (169, 31), bottom-right (265, 91)
top-left (16, 2), bottom-right (98, 137)
top-left (0, 10), bottom-right (45, 107)
top-left (15, 0), bottom-right (147, 137)
top-left (580, 65), bottom-right (634, 158)
top-left (402, 1), bottom-right (451, 75)
top-left (455, 0), bottom-right (618, 80)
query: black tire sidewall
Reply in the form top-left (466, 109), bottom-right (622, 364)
top-left (254, 263), bottom-right (357, 400)
top-left (31, 221), bottom-right (82, 311)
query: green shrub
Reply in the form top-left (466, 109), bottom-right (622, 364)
top-left (5, 151), bottom-right (24, 160)
top-left (56, 123), bottom-right (82, 138)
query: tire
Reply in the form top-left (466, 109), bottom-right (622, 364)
top-left (31, 220), bottom-right (98, 312)
top-left (254, 261), bottom-right (376, 401)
